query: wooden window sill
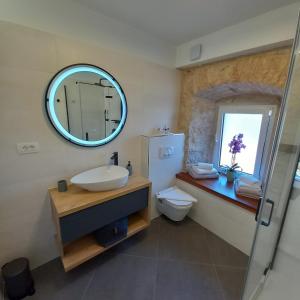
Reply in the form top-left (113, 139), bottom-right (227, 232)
top-left (176, 172), bottom-right (258, 214)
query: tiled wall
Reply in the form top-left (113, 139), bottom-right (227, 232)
top-left (176, 179), bottom-right (256, 255)
top-left (0, 20), bottom-right (180, 268)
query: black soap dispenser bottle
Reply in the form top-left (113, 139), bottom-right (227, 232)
top-left (126, 161), bottom-right (133, 176)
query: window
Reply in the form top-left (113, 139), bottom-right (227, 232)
top-left (213, 105), bottom-right (277, 179)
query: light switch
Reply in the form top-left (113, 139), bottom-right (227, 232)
top-left (17, 142), bottom-right (40, 154)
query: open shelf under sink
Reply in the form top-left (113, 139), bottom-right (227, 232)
top-left (62, 213), bottom-right (149, 271)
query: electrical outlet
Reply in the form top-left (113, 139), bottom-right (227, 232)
top-left (17, 142), bottom-right (40, 154)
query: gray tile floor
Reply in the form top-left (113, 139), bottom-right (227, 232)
top-left (28, 217), bottom-right (248, 300)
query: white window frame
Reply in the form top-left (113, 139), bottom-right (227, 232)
top-left (213, 105), bottom-right (277, 179)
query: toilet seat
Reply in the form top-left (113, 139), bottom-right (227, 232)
top-left (156, 186), bottom-right (197, 221)
top-left (164, 198), bottom-right (193, 208)
top-left (157, 186), bottom-right (197, 202)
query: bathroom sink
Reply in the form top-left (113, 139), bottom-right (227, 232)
top-left (70, 165), bottom-right (129, 192)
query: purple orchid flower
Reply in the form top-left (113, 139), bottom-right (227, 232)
top-left (228, 133), bottom-right (246, 166)
top-left (228, 133), bottom-right (246, 154)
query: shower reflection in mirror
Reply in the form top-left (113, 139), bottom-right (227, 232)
top-left (54, 72), bottom-right (122, 141)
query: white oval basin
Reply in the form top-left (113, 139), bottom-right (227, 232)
top-left (70, 165), bottom-right (129, 192)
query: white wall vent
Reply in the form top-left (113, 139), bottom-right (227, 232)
top-left (190, 44), bottom-right (202, 61)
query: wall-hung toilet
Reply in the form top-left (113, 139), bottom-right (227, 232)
top-left (156, 186), bottom-right (197, 221)
top-left (141, 133), bottom-right (186, 218)
top-left (141, 133), bottom-right (197, 220)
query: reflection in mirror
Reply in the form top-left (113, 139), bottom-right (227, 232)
top-left (46, 64), bottom-right (127, 147)
top-left (55, 72), bottom-right (121, 141)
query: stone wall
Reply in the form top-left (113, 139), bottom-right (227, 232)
top-left (177, 47), bottom-right (292, 164)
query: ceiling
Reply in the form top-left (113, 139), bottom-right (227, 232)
top-left (74, 0), bottom-right (297, 45)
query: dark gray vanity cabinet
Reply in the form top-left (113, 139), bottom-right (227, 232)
top-left (49, 176), bottom-right (151, 271)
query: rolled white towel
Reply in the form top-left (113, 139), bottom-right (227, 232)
top-left (191, 165), bottom-right (218, 175)
top-left (197, 162), bottom-right (213, 170)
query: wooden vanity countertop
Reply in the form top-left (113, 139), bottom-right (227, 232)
top-left (49, 176), bottom-right (151, 218)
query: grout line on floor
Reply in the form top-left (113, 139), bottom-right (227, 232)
top-left (152, 218), bottom-right (161, 300)
top-left (213, 264), bottom-right (248, 270)
top-left (80, 269), bottom-right (96, 300)
top-left (117, 248), bottom-right (240, 269)
top-left (152, 257), bottom-right (159, 300)
top-left (202, 223), bottom-right (227, 300)
top-left (156, 256), bottom-right (214, 266)
top-left (117, 252), bottom-right (158, 261)
top-left (212, 263), bottom-right (227, 300)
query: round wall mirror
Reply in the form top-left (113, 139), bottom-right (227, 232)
top-left (45, 64), bottom-right (127, 147)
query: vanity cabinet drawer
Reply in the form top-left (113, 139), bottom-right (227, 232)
top-left (59, 187), bottom-right (149, 244)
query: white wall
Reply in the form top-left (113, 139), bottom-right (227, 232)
top-left (0, 20), bottom-right (180, 269)
top-left (176, 179), bottom-right (256, 255)
top-left (0, 0), bottom-right (175, 67)
top-left (1, 0), bottom-right (297, 69)
top-left (176, 2), bottom-right (300, 68)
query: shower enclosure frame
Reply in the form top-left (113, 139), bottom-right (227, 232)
top-left (242, 12), bottom-right (300, 300)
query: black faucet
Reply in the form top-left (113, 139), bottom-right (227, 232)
top-left (110, 152), bottom-right (118, 166)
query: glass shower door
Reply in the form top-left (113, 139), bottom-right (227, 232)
top-left (242, 17), bottom-right (300, 300)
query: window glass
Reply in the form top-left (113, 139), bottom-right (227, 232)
top-left (219, 113), bottom-right (263, 174)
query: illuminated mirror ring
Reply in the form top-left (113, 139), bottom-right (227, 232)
top-left (45, 64), bottom-right (127, 147)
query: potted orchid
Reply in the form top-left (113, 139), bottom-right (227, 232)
top-left (226, 133), bottom-right (246, 182)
